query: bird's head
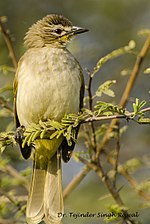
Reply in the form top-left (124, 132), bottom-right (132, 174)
top-left (24, 14), bottom-right (88, 48)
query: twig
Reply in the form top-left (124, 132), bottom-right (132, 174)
top-left (0, 190), bottom-right (26, 216)
top-left (77, 155), bottom-right (124, 206)
top-left (113, 121), bottom-right (120, 187)
top-left (63, 166), bottom-right (91, 199)
top-left (0, 219), bottom-right (16, 224)
top-left (87, 73), bottom-right (97, 153)
top-left (96, 34), bottom-right (150, 159)
top-left (105, 153), bottom-right (150, 202)
top-left (0, 195), bottom-right (27, 203)
top-left (76, 156), bottom-right (139, 224)
top-left (4, 164), bottom-right (29, 191)
top-left (119, 34), bottom-right (150, 106)
top-left (83, 107), bottom-right (150, 123)
top-left (0, 96), bottom-right (14, 114)
top-left (0, 17), bottom-right (18, 69)
top-left (87, 74), bottom-right (93, 110)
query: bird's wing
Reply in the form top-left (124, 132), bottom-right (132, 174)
top-left (13, 59), bottom-right (31, 159)
top-left (61, 69), bottom-right (84, 162)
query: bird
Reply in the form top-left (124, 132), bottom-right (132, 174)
top-left (13, 14), bottom-right (88, 224)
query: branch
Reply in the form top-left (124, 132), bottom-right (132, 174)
top-left (87, 74), bottom-right (97, 153)
top-left (1, 106), bottom-right (149, 152)
top-left (4, 164), bottom-right (29, 191)
top-left (76, 155), bottom-right (124, 206)
top-left (84, 107), bottom-right (150, 123)
top-left (105, 152), bottom-right (150, 202)
top-left (120, 34), bottom-right (150, 106)
top-left (96, 34), bottom-right (150, 159)
top-left (0, 190), bottom-right (26, 216)
top-left (0, 219), bottom-right (16, 224)
top-left (0, 17), bottom-right (18, 69)
top-left (113, 121), bottom-right (120, 188)
top-left (0, 96), bottom-right (14, 114)
top-left (63, 166), bottom-right (91, 199)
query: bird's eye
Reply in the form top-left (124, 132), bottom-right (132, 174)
top-left (54, 28), bottom-right (62, 35)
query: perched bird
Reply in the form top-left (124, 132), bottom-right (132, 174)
top-left (13, 14), bottom-right (88, 224)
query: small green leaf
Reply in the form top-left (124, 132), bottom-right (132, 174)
top-left (124, 158), bottom-right (142, 172)
top-left (50, 131), bottom-right (59, 139)
top-left (40, 129), bottom-right (47, 139)
top-left (22, 134), bottom-right (30, 148)
top-left (138, 117), bottom-right (150, 124)
top-left (96, 80), bottom-right (116, 97)
top-left (139, 100), bottom-right (146, 109)
top-left (27, 132), bottom-right (35, 146)
top-left (133, 103), bottom-right (138, 114)
top-left (0, 145), bottom-right (6, 153)
top-left (144, 67), bottom-right (150, 74)
top-left (50, 120), bottom-right (63, 130)
top-left (32, 130), bottom-right (41, 141)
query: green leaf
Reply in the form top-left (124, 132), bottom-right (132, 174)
top-left (138, 180), bottom-right (150, 192)
top-left (91, 40), bottom-right (136, 78)
top-left (139, 100), bottom-right (146, 109)
top-left (124, 158), bottom-right (142, 173)
top-left (22, 134), bottom-right (30, 148)
top-left (0, 145), bottom-right (6, 153)
top-left (144, 67), bottom-right (150, 74)
top-left (133, 102), bottom-right (138, 114)
top-left (132, 98), bottom-right (146, 116)
top-left (96, 80), bottom-right (116, 97)
top-left (27, 132), bottom-right (35, 146)
top-left (50, 120), bottom-right (63, 130)
top-left (32, 130), bottom-right (41, 141)
top-left (49, 131), bottom-right (59, 139)
top-left (40, 129), bottom-right (47, 139)
top-left (138, 117), bottom-right (150, 124)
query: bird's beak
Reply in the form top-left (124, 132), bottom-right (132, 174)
top-left (60, 26), bottom-right (88, 43)
top-left (71, 26), bottom-right (89, 35)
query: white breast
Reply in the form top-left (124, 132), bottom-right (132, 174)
top-left (16, 47), bottom-right (82, 127)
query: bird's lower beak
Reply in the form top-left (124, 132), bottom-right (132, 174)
top-left (72, 26), bottom-right (89, 35)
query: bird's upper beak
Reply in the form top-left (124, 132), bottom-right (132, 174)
top-left (71, 26), bottom-right (89, 35)
top-left (60, 26), bottom-right (88, 43)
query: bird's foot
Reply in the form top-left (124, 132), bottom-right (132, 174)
top-left (14, 125), bottom-right (25, 143)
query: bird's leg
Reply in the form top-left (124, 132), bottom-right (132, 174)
top-left (14, 125), bottom-right (31, 159)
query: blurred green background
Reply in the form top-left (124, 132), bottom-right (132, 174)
top-left (0, 0), bottom-right (150, 223)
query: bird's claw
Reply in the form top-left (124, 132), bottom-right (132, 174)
top-left (14, 125), bottom-right (25, 143)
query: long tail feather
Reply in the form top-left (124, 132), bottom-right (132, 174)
top-left (44, 151), bottom-right (64, 224)
top-left (26, 163), bottom-right (45, 223)
top-left (26, 150), bottom-right (63, 224)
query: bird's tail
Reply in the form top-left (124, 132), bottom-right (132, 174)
top-left (44, 151), bottom-right (63, 224)
top-left (26, 150), bottom-right (64, 224)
